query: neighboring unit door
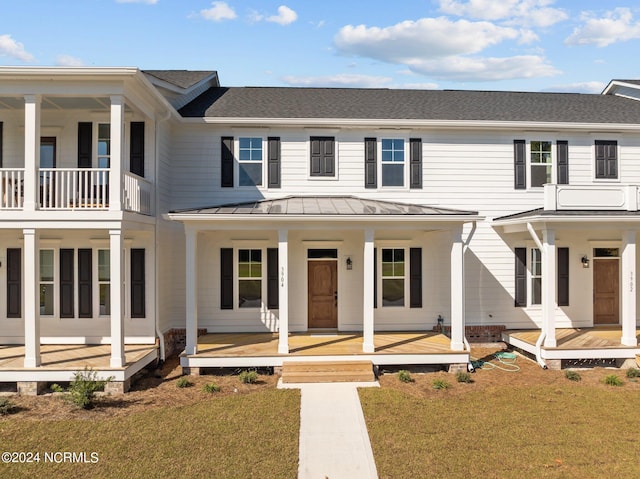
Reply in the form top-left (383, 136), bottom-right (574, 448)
top-left (308, 260), bottom-right (337, 328)
top-left (593, 259), bottom-right (619, 324)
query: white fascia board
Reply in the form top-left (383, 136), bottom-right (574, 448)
top-left (602, 80), bottom-right (640, 95)
top-left (0, 66), bottom-right (140, 78)
top-left (183, 116), bottom-right (640, 132)
top-left (493, 215), bottom-right (640, 228)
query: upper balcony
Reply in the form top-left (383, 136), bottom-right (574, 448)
top-left (544, 183), bottom-right (640, 212)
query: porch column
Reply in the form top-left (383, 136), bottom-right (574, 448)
top-left (109, 95), bottom-right (124, 212)
top-left (185, 227), bottom-right (198, 355)
top-left (23, 228), bottom-right (40, 367)
top-left (450, 226), bottom-right (464, 351)
top-left (363, 229), bottom-right (375, 353)
top-left (278, 229), bottom-right (289, 354)
top-left (542, 229), bottom-right (557, 348)
top-left (23, 95), bottom-right (41, 212)
top-left (621, 230), bottom-right (638, 346)
top-left (109, 229), bottom-right (125, 368)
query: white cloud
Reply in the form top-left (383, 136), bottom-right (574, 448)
top-left (267, 5), bottom-right (297, 25)
top-left (438, 0), bottom-right (567, 27)
top-left (0, 34), bottom-right (34, 62)
top-left (116, 0), bottom-right (158, 4)
top-left (282, 73), bottom-right (393, 88)
top-left (565, 8), bottom-right (640, 47)
top-left (199, 1), bottom-right (237, 22)
top-left (55, 55), bottom-right (84, 67)
top-left (335, 17), bottom-right (521, 62)
top-left (541, 81), bottom-right (606, 94)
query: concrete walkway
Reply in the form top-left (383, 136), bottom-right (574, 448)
top-left (280, 381), bottom-right (379, 479)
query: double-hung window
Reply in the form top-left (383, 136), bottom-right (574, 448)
top-left (531, 248), bottom-right (542, 305)
top-left (98, 249), bottom-right (110, 315)
top-left (530, 141), bottom-right (552, 188)
top-left (381, 248), bottom-right (405, 307)
top-left (381, 139), bottom-right (404, 187)
top-left (238, 137), bottom-right (263, 187)
top-left (39, 250), bottom-right (54, 315)
top-left (238, 249), bottom-right (262, 308)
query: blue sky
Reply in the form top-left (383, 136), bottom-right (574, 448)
top-left (1, 0), bottom-right (640, 93)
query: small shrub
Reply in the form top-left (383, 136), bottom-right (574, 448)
top-left (432, 379), bottom-right (451, 390)
top-left (176, 377), bottom-right (193, 388)
top-left (0, 398), bottom-right (17, 415)
top-left (50, 383), bottom-right (65, 393)
top-left (203, 383), bottom-right (221, 394)
top-left (397, 370), bottom-right (413, 383)
top-left (456, 371), bottom-right (472, 384)
top-left (625, 367), bottom-right (640, 379)
top-left (564, 370), bottom-right (581, 382)
top-left (604, 374), bottom-right (623, 387)
top-left (238, 370), bottom-right (259, 384)
top-left (67, 368), bottom-right (111, 409)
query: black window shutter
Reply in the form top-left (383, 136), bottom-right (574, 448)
top-left (410, 247), bottom-right (422, 308)
top-left (78, 249), bottom-right (92, 318)
top-left (373, 247), bottom-right (377, 309)
top-left (130, 122), bottom-right (145, 177)
top-left (0, 122), bottom-right (3, 167)
top-left (595, 140), bottom-right (617, 179)
top-left (409, 138), bottom-right (422, 189)
top-left (557, 141), bottom-right (569, 185)
top-left (131, 249), bottom-right (146, 318)
top-left (514, 247), bottom-right (527, 307)
top-left (364, 138), bottom-right (377, 188)
top-left (60, 249), bottom-right (75, 318)
top-left (220, 248), bottom-right (234, 309)
top-left (514, 140), bottom-right (526, 190)
top-left (78, 122), bottom-right (93, 168)
top-left (267, 137), bottom-right (281, 188)
top-left (6, 248), bottom-right (20, 318)
top-left (310, 137), bottom-right (335, 177)
top-left (557, 247), bottom-right (569, 306)
top-left (221, 137), bottom-right (234, 187)
top-left (267, 248), bottom-right (279, 309)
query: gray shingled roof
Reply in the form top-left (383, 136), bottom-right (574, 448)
top-left (170, 196), bottom-right (477, 217)
top-left (143, 70), bottom-right (217, 89)
top-left (178, 86), bottom-right (640, 123)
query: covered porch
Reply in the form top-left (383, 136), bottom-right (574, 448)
top-left (0, 343), bottom-right (158, 394)
top-left (180, 331), bottom-right (469, 369)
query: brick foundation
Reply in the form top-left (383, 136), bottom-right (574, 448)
top-left (163, 328), bottom-right (208, 357)
top-left (104, 379), bottom-right (131, 395)
top-left (17, 381), bottom-right (47, 396)
top-left (448, 363), bottom-right (469, 374)
top-left (433, 324), bottom-right (506, 343)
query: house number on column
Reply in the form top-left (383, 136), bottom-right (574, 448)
top-left (280, 266), bottom-right (285, 287)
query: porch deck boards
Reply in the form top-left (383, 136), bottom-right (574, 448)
top-left (505, 327), bottom-right (640, 350)
top-left (0, 344), bottom-right (157, 370)
top-left (193, 331), bottom-right (456, 358)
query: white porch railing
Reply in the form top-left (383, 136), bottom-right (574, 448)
top-left (123, 172), bottom-right (153, 215)
top-left (544, 184), bottom-right (640, 211)
top-left (39, 168), bottom-right (109, 210)
top-left (0, 169), bottom-right (24, 209)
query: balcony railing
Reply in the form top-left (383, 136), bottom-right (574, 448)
top-left (544, 184), bottom-right (640, 211)
top-left (123, 172), bottom-right (153, 215)
top-left (39, 168), bottom-right (109, 210)
top-left (0, 169), bottom-right (24, 209)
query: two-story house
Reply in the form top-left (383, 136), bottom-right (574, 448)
top-left (2, 68), bottom-right (640, 393)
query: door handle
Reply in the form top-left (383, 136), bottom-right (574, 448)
top-left (334, 291), bottom-right (338, 306)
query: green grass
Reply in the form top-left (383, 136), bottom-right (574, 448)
top-left (360, 385), bottom-right (640, 479)
top-left (1, 389), bottom-right (299, 479)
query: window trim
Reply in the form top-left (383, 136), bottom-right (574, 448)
top-left (235, 136), bottom-right (266, 188)
top-left (235, 248), bottom-right (266, 310)
top-left (39, 249), bottom-right (56, 317)
top-left (378, 247), bottom-right (409, 309)
top-left (528, 140), bottom-right (554, 189)
top-left (379, 138), bottom-right (408, 189)
top-left (97, 249), bottom-right (111, 317)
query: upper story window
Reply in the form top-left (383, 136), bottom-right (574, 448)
top-left (310, 137), bottom-right (335, 177)
top-left (98, 124), bottom-right (110, 169)
top-left (381, 139), bottom-right (404, 187)
top-left (514, 139), bottom-right (568, 190)
top-left (238, 137), bottom-right (263, 187)
top-left (530, 141), bottom-right (552, 188)
top-left (595, 140), bottom-right (618, 180)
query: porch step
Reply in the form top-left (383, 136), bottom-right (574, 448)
top-left (281, 360), bottom-right (375, 383)
top-left (636, 355), bottom-right (640, 368)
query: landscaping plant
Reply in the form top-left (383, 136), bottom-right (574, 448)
top-left (67, 368), bottom-right (112, 409)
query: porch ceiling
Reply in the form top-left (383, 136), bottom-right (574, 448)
top-left (0, 95), bottom-right (134, 112)
top-left (168, 195), bottom-right (480, 223)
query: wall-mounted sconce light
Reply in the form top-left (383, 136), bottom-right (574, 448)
top-left (581, 255), bottom-right (590, 268)
top-left (346, 257), bottom-right (353, 270)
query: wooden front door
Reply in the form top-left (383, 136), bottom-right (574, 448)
top-left (308, 260), bottom-right (337, 328)
top-left (593, 259), bottom-right (619, 324)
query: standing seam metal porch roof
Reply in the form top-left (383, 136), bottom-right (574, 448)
top-left (169, 196), bottom-right (478, 217)
top-left (178, 86), bottom-right (640, 123)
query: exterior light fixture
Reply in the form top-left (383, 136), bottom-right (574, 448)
top-left (346, 257), bottom-right (353, 270)
top-left (581, 255), bottom-right (589, 268)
